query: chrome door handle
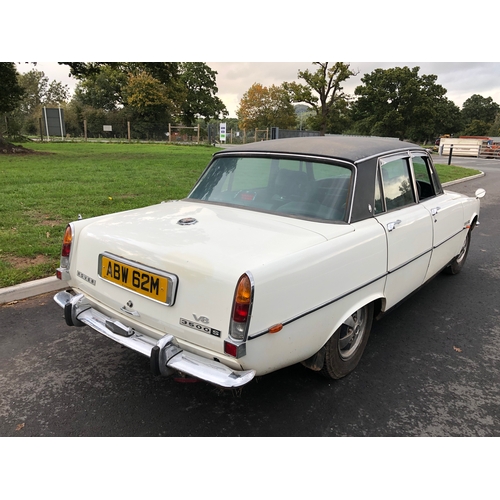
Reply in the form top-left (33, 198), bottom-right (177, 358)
top-left (387, 219), bottom-right (401, 232)
top-left (431, 206), bottom-right (441, 216)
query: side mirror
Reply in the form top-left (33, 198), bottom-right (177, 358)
top-left (475, 188), bottom-right (486, 199)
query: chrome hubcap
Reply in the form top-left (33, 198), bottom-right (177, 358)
top-left (339, 308), bottom-right (366, 360)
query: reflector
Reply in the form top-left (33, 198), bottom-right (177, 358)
top-left (224, 340), bottom-right (246, 358)
top-left (269, 324), bottom-right (283, 334)
top-left (224, 341), bottom-right (238, 357)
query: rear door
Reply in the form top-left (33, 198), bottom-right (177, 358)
top-left (374, 154), bottom-right (433, 309)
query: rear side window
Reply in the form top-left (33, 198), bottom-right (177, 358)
top-left (411, 155), bottom-right (441, 200)
top-left (379, 157), bottom-right (415, 211)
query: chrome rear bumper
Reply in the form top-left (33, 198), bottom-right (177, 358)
top-left (54, 290), bottom-right (255, 388)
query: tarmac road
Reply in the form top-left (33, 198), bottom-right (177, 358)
top-left (1, 155), bottom-right (499, 437)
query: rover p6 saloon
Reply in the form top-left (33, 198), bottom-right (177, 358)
top-left (54, 136), bottom-right (485, 388)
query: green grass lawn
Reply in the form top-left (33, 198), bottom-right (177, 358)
top-left (432, 163), bottom-right (482, 184)
top-left (0, 142), bottom-right (217, 287)
top-left (0, 142), bottom-right (482, 288)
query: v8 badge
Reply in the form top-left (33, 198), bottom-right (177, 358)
top-left (180, 318), bottom-right (221, 337)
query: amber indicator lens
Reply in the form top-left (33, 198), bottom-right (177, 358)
top-left (233, 274), bottom-right (251, 323)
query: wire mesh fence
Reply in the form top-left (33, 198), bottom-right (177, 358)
top-left (3, 113), bottom-right (321, 144)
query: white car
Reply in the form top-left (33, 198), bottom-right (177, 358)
top-left (54, 136), bottom-right (485, 388)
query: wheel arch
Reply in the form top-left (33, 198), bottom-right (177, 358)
top-left (470, 213), bottom-right (479, 231)
top-left (301, 294), bottom-right (383, 372)
top-left (328, 293), bottom-right (384, 341)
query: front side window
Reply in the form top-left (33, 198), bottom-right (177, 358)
top-left (379, 157), bottom-right (415, 211)
top-left (188, 156), bottom-right (353, 222)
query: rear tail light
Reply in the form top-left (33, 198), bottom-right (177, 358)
top-left (229, 273), bottom-right (254, 341)
top-left (57, 224), bottom-right (74, 279)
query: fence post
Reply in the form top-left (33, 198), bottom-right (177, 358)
top-left (447, 144), bottom-right (453, 165)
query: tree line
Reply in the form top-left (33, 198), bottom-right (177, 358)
top-left (0, 62), bottom-right (228, 143)
top-left (237, 63), bottom-right (500, 143)
top-left (1, 62), bottom-right (500, 146)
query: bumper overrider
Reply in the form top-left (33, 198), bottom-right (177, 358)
top-left (54, 291), bottom-right (255, 388)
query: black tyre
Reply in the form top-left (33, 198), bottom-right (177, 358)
top-left (444, 231), bottom-right (471, 275)
top-left (321, 303), bottom-right (374, 380)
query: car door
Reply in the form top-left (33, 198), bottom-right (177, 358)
top-left (410, 154), bottom-right (466, 281)
top-left (374, 154), bottom-right (433, 310)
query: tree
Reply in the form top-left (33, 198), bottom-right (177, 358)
top-left (463, 119), bottom-right (490, 136)
top-left (179, 63), bottom-right (227, 125)
top-left (60, 62), bottom-right (112, 78)
top-left (306, 97), bottom-right (352, 134)
top-left (63, 62), bottom-right (183, 97)
top-left (62, 62), bottom-right (229, 137)
top-left (18, 69), bottom-right (69, 113)
top-left (125, 71), bottom-right (175, 110)
top-left (64, 101), bottom-right (128, 138)
top-left (13, 69), bottom-right (70, 135)
top-left (62, 63), bottom-right (187, 139)
top-left (351, 66), bottom-right (454, 142)
top-left (237, 83), bottom-right (296, 130)
top-left (68, 63), bottom-right (182, 111)
top-left (0, 63), bottom-right (24, 114)
top-left (73, 66), bottom-right (128, 111)
top-left (0, 63), bottom-right (25, 148)
top-left (284, 62), bottom-right (356, 135)
top-left (123, 71), bottom-right (177, 139)
top-left (431, 96), bottom-right (462, 138)
top-left (461, 94), bottom-right (500, 130)
top-left (128, 63), bottom-right (186, 114)
top-left (488, 113), bottom-right (500, 137)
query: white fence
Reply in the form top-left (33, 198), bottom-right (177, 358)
top-left (439, 138), bottom-right (500, 158)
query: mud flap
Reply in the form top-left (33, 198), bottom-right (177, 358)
top-left (301, 345), bottom-right (326, 372)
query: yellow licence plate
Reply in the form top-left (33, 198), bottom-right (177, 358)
top-left (99, 253), bottom-right (177, 305)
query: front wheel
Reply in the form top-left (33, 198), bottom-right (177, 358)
top-left (321, 303), bottom-right (374, 380)
top-left (444, 231), bottom-right (471, 275)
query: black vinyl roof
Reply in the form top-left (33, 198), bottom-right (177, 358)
top-left (216, 136), bottom-right (422, 163)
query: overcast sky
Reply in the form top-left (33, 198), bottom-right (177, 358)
top-left (10, 2), bottom-right (500, 120)
top-left (15, 61), bottom-right (500, 119)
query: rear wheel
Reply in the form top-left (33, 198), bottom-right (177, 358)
top-left (444, 231), bottom-right (470, 275)
top-left (321, 303), bottom-right (374, 380)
